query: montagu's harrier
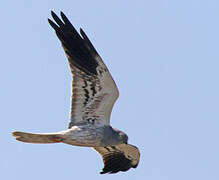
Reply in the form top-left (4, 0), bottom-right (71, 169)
top-left (12, 11), bottom-right (140, 174)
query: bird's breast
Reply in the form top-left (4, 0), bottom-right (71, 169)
top-left (60, 124), bottom-right (108, 147)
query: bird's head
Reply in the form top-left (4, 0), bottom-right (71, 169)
top-left (113, 128), bottom-right (128, 144)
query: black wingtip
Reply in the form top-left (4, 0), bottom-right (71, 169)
top-left (79, 28), bottom-right (84, 35)
top-left (48, 18), bottom-right (59, 31)
top-left (51, 10), bottom-right (56, 17)
top-left (60, 11), bottom-right (65, 17)
top-left (47, 10), bottom-right (99, 75)
top-left (100, 169), bottom-right (106, 174)
top-left (50, 10), bottom-right (56, 19)
top-left (60, 11), bottom-right (73, 27)
top-left (51, 11), bottom-right (64, 27)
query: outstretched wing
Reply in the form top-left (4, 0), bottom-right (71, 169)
top-left (94, 144), bottom-right (140, 174)
top-left (48, 11), bottom-right (119, 128)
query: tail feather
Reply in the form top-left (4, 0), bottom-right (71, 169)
top-left (12, 131), bottom-right (63, 144)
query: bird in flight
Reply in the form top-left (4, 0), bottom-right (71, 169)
top-left (12, 11), bottom-right (140, 174)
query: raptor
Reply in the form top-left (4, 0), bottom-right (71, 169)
top-left (12, 11), bottom-right (140, 174)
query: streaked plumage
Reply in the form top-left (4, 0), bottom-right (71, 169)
top-left (12, 11), bottom-right (140, 174)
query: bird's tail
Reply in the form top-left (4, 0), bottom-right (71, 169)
top-left (12, 131), bottom-right (63, 144)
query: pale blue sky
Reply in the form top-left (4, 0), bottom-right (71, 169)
top-left (1, 0), bottom-right (219, 179)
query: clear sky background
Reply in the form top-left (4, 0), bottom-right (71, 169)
top-left (1, 0), bottom-right (219, 179)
